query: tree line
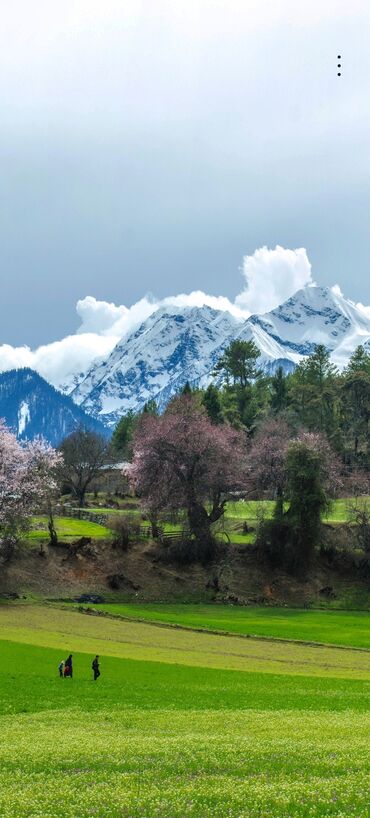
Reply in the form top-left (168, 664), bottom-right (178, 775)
top-left (116, 341), bottom-right (370, 572)
top-left (113, 341), bottom-right (370, 472)
top-left (1, 340), bottom-right (369, 576)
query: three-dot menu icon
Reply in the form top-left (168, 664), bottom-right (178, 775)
top-left (337, 56), bottom-right (341, 76)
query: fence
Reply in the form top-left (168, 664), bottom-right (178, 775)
top-left (60, 505), bottom-right (186, 542)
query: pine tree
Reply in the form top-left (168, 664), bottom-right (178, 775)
top-left (289, 345), bottom-right (339, 439)
top-left (342, 346), bottom-right (370, 463)
top-left (181, 381), bottom-right (192, 395)
top-left (202, 384), bottom-right (223, 424)
top-left (271, 366), bottom-right (288, 413)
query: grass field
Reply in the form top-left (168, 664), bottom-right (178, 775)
top-left (88, 603), bottom-right (370, 649)
top-left (225, 497), bottom-right (370, 525)
top-left (28, 516), bottom-right (112, 540)
top-left (0, 603), bottom-right (369, 817)
top-left (69, 496), bottom-right (370, 545)
top-left (23, 495), bottom-right (370, 551)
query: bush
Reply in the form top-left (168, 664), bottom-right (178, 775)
top-left (161, 535), bottom-right (217, 566)
top-left (352, 508), bottom-right (370, 553)
top-left (319, 541), bottom-right (337, 564)
top-left (256, 518), bottom-right (292, 570)
top-left (108, 515), bottom-right (141, 550)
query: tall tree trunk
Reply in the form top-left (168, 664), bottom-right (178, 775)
top-left (48, 509), bottom-right (58, 546)
top-left (77, 487), bottom-right (86, 508)
top-left (187, 502), bottom-right (213, 545)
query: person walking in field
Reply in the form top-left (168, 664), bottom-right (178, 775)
top-left (58, 660), bottom-right (65, 678)
top-left (64, 654), bottom-right (73, 678)
top-left (92, 655), bottom-right (100, 681)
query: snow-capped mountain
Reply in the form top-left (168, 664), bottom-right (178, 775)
top-left (0, 369), bottom-right (109, 445)
top-left (72, 305), bottom-right (240, 425)
top-left (237, 285), bottom-right (370, 371)
top-left (71, 285), bottom-right (370, 427)
top-left (2, 285), bottom-right (370, 436)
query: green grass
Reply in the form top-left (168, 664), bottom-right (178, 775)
top-left (0, 604), bottom-right (369, 817)
top-left (27, 516), bottom-right (112, 540)
top-left (225, 496), bottom-right (370, 524)
top-left (73, 506), bottom-right (142, 515)
top-left (78, 496), bottom-right (370, 543)
top-left (89, 603), bottom-right (370, 649)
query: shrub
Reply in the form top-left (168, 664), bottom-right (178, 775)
top-left (108, 515), bottom-right (141, 550)
top-left (256, 518), bottom-right (292, 570)
top-left (161, 535), bottom-right (217, 566)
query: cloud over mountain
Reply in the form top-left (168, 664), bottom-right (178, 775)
top-left (0, 246), bottom-right (363, 391)
top-left (236, 246), bottom-right (314, 314)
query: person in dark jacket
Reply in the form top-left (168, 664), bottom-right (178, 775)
top-left (92, 655), bottom-right (100, 681)
top-left (64, 654), bottom-right (73, 678)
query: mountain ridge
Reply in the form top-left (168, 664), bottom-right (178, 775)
top-left (70, 284), bottom-right (370, 426)
top-left (2, 284), bottom-right (370, 436)
top-left (0, 368), bottom-right (110, 445)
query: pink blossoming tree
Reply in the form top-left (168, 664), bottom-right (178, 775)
top-left (129, 396), bottom-right (247, 557)
top-left (0, 421), bottom-right (62, 560)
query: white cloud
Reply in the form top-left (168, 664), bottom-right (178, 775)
top-left (353, 301), bottom-right (370, 320)
top-left (0, 335), bottom-right (118, 391)
top-left (77, 289), bottom-right (247, 339)
top-left (330, 284), bottom-right (370, 321)
top-left (161, 291), bottom-right (246, 319)
top-left (76, 296), bottom-right (128, 334)
top-left (106, 296), bottom-right (159, 337)
top-left (2, 245), bottom-right (356, 391)
top-left (235, 245), bottom-right (314, 315)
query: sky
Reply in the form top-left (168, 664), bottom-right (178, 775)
top-left (1, 0), bottom-right (370, 353)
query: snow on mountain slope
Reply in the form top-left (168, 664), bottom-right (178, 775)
top-left (71, 285), bottom-right (370, 427)
top-left (3, 284), bottom-right (369, 440)
top-left (0, 368), bottom-right (110, 445)
top-left (237, 285), bottom-right (370, 371)
top-left (72, 305), bottom-right (240, 425)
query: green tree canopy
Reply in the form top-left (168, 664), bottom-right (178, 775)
top-left (213, 339), bottom-right (261, 387)
top-left (112, 410), bottom-right (138, 457)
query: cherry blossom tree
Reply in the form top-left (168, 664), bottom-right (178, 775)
top-left (129, 396), bottom-right (247, 556)
top-left (248, 421), bottom-right (342, 505)
top-left (247, 418), bottom-right (291, 513)
top-left (0, 421), bottom-right (61, 560)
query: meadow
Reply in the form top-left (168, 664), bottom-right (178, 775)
top-left (51, 495), bottom-right (370, 547)
top-left (0, 603), bottom-right (369, 817)
top-left (28, 516), bottom-right (112, 541)
top-left (79, 495), bottom-right (370, 526)
top-left (88, 603), bottom-right (370, 649)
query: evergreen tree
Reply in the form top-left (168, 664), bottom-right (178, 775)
top-left (213, 340), bottom-right (262, 431)
top-left (142, 399), bottom-right (158, 415)
top-left (112, 410), bottom-right (138, 457)
top-left (342, 346), bottom-right (370, 464)
top-left (181, 381), bottom-right (192, 395)
top-left (270, 366), bottom-right (288, 413)
top-left (289, 345), bottom-right (339, 439)
top-left (202, 383), bottom-right (223, 424)
top-left (284, 440), bottom-right (330, 571)
top-left (213, 340), bottom-right (261, 387)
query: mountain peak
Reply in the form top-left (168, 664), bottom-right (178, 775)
top-left (3, 283), bottom-right (370, 437)
top-left (0, 368), bottom-right (109, 444)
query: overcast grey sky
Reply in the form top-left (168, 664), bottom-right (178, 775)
top-left (1, 0), bottom-right (370, 346)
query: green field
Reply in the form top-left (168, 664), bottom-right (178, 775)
top-left (24, 495), bottom-right (369, 552)
top-left (225, 497), bottom-right (370, 525)
top-left (88, 603), bottom-right (370, 649)
top-left (0, 604), bottom-right (369, 817)
top-left (28, 516), bottom-right (112, 540)
top-left (69, 496), bottom-right (370, 544)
